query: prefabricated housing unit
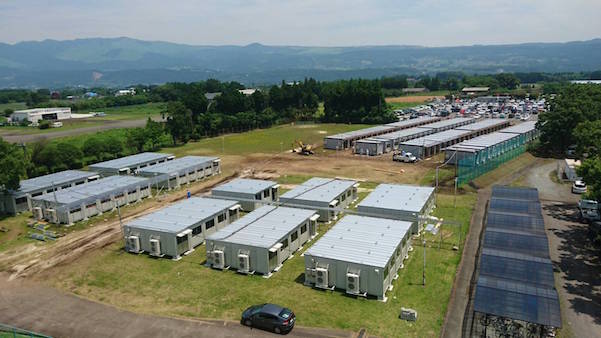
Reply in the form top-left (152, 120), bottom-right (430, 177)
top-left (399, 129), bottom-right (473, 159)
top-left (0, 170), bottom-right (99, 215)
top-left (357, 127), bottom-right (437, 154)
top-left (324, 126), bottom-right (396, 150)
top-left (353, 138), bottom-right (385, 156)
top-left (499, 121), bottom-right (538, 143)
top-left (383, 116), bottom-right (442, 129)
top-left (137, 156), bottom-right (221, 189)
top-left (455, 118), bottom-right (510, 137)
top-left (88, 152), bottom-right (174, 176)
top-left (123, 197), bottom-right (240, 259)
top-left (211, 178), bottom-right (279, 211)
top-left (30, 176), bottom-right (151, 224)
top-left (417, 117), bottom-right (475, 132)
top-left (357, 184), bottom-right (435, 233)
top-left (279, 177), bottom-right (358, 222)
top-left (444, 131), bottom-right (522, 166)
top-left (304, 215), bottom-right (414, 301)
top-left (206, 206), bottom-right (319, 276)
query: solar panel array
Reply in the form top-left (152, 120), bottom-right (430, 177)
top-left (473, 186), bottom-right (561, 328)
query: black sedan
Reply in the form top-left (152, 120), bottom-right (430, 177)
top-left (241, 303), bottom-right (295, 334)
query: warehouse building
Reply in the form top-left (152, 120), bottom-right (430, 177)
top-left (123, 197), bottom-right (240, 260)
top-left (417, 117), bottom-right (475, 132)
top-left (304, 215), bottom-right (414, 301)
top-left (444, 132), bottom-right (522, 165)
top-left (455, 118), bottom-right (510, 137)
top-left (357, 184), bottom-right (435, 233)
top-left (354, 127), bottom-right (435, 155)
top-left (279, 177), bottom-right (358, 222)
top-left (11, 107), bottom-right (72, 123)
top-left (399, 129), bottom-right (473, 159)
top-left (470, 186), bottom-right (560, 337)
top-left (212, 178), bottom-right (279, 211)
top-left (499, 121), bottom-right (538, 142)
top-left (0, 170), bottom-right (100, 215)
top-left (206, 206), bottom-right (319, 276)
top-left (89, 152), bottom-right (174, 176)
top-left (324, 116), bottom-right (441, 150)
top-left (137, 156), bottom-right (221, 189)
top-left (31, 176), bottom-right (151, 224)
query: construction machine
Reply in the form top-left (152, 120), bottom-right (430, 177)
top-left (292, 140), bottom-right (314, 155)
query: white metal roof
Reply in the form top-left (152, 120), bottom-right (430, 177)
top-left (370, 127), bottom-right (435, 142)
top-left (305, 215), bottom-right (413, 268)
top-left (325, 126), bottom-right (396, 141)
top-left (15, 170), bottom-right (98, 195)
top-left (212, 178), bottom-right (277, 195)
top-left (417, 117), bottom-right (475, 131)
top-left (280, 177), bottom-right (356, 203)
top-left (89, 152), bottom-right (172, 170)
top-left (445, 132), bottom-right (519, 151)
top-left (138, 156), bottom-right (218, 175)
top-left (385, 116), bottom-right (440, 128)
top-left (357, 184), bottom-right (435, 213)
top-left (499, 121), bottom-right (537, 134)
top-left (125, 197), bottom-right (239, 233)
top-left (207, 205), bottom-right (317, 248)
top-left (455, 118), bottom-right (507, 131)
top-left (401, 129), bottom-right (473, 147)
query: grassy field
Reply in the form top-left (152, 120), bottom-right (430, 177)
top-left (0, 102), bottom-right (27, 111)
top-left (94, 103), bottom-right (164, 121)
top-left (50, 189), bottom-right (475, 337)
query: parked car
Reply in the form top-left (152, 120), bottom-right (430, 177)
top-left (578, 199), bottom-right (600, 223)
top-left (241, 303), bottom-right (295, 334)
top-left (393, 151), bottom-right (418, 163)
top-left (572, 180), bottom-right (587, 194)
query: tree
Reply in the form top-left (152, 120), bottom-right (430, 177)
top-left (144, 118), bottom-right (166, 150)
top-left (56, 142), bottom-right (83, 169)
top-left (165, 101), bottom-right (193, 144)
top-left (0, 139), bottom-right (27, 192)
top-left (573, 120), bottom-right (601, 158)
top-left (82, 137), bottom-right (105, 159)
top-left (495, 73), bottom-right (521, 89)
top-left (126, 128), bottom-right (147, 153)
top-left (578, 158), bottom-right (601, 201)
top-left (3, 108), bottom-right (13, 117)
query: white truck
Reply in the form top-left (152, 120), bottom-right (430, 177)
top-left (393, 151), bottom-right (418, 163)
top-left (578, 199), bottom-right (600, 223)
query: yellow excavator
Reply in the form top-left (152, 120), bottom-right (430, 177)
top-left (292, 140), bottom-right (314, 155)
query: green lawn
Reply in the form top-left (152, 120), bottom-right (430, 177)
top-left (0, 102), bottom-right (27, 112)
top-left (387, 102), bottom-right (423, 110)
top-left (51, 191), bottom-right (474, 337)
top-left (95, 103), bottom-right (164, 121)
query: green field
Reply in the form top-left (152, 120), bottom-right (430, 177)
top-left (0, 102), bottom-right (27, 112)
top-left (51, 189), bottom-right (474, 337)
top-left (387, 102), bottom-right (423, 110)
top-left (93, 103), bottom-right (164, 121)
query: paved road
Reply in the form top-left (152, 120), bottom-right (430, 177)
top-left (0, 277), bottom-right (354, 338)
top-left (0, 119), bottom-right (151, 143)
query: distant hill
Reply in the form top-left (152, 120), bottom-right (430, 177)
top-left (1, 37), bottom-right (601, 88)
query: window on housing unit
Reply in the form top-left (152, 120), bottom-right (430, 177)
top-left (192, 225), bottom-right (202, 235)
top-left (291, 231), bottom-right (298, 242)
top-left (176, 236), bottom-right (187, 244)
top-left (383, 263), bottom-right (389, 279)
top-left (347, 190), bottom-right (352, 197)
top-left (263, 189), bottom-right (270, 198)
top-left (32, 192), bottom-right (43, 197)
top-left (340, 194), bottom-right (346, 202)
top-left (281, 239), bottom-right (288, 250)
top-left (229, 209), bottom-right (237, 217)
top-left (15, 197), bottom-right (27, 204)
top-left (255, 193), bottom-right (261, 200)
top-left (300, 224), bottom-right (307, 234)
top-left (206, 219), bottom-right (215, 229)
top-left (218, 213), bottom-right (226, 223)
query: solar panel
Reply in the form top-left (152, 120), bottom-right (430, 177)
top-left (483, 229), bottom-right (550, 258)
top-left (479, 250), bottom-right (555, 288)
top-left (489, 198), bottom-right (543, 216)
top-left (491, 185), bottom-right (539, 201)
top-left (486, 211), bottom-right (545, 234)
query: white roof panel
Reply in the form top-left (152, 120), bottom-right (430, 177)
top-left (280, 177), bottom-right (356, 203)
top-left (357, 184), bottom-right (434, 213)
top-left (89, 152), bottom-right (172, 170)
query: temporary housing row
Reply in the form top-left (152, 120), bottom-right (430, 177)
top-left (454, 118), bottom-right (510, 136)
top-left (124, 197), bottom-right (240, 260)
top-left (498, 121), bottom-right (538, 143)
top-left (88, 152), bottom-right (174, 176)
top-left (417, 117), bottom-right (475, 132)
top-left (444, 132), bottom-right (523, 166)
top-left (357, 183), bottom-right (435, 233)
top-left (137, 156), bottom-right (221, 189)
top-left (212, 178), bottom-right (279, 211)
top-left (354, 127), bottom-right (435, 156)
top-left (279, 177), bottom-right (358, 222)
top-left (0, 170), bottom-right (99, 215)
top-left (31, 176), bottom-right (151, 224)
top-left (324, 116), bottom-right (441, 150)
top-left (206, 206), bottom-right (319, 276)
top-left (304, 215), bottom-right (414, 301)
top-left (399, 129), bottom-right (474, 159)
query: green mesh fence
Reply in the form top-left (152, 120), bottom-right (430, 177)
top-left (0, 324), bottom-right (52, 338)
top-left (457, 143), bottom-right (527, 186)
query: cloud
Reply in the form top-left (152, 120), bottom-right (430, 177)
top-left (0, 0), bottom-right (600, 46)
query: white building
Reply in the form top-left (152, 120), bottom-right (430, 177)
top-left (558, 159), bottom-right (581, 182)
top-left (115, 88), bottom-right (136, 96)
top-left (11, 108), bottom-right (72, 123)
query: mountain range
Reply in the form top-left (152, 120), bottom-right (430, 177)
top-left (1, 37), bottom-right (601, 88)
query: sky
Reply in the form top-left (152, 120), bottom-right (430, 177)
top-left (1, 0), bottom-right (600, 47)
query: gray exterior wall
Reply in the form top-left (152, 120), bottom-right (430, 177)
top-left (324, 138), bottom-right (346, 150)
top-left (355, 141), bottom-right (384, 156)
top-left (123, 207), bottom-right (239, 259)
top-left (206, 218), bottom-right (317, 276)
top-left (212, 186), bottom-right (279, 211)
top-left (303, 230), bottom-right (412, 300)
top-left (280, 186), bottom-right (357, 222)
top-left (89, 156), bottom-right (172, 176)
top-left (140, 161), bottom-right (221, 190)
top-left (31, 184), bottom-right (151, 225)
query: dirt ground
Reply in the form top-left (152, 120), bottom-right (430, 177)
top-left (385, 95), bottom-right (444, 103)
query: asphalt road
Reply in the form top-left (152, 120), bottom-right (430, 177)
top-left (0, 276), bottom-right (355, 338)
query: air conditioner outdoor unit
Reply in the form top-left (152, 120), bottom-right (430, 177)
top-left (346, 272), bottom-right (360, 294)
top-left (149, 238), bottom-right (162, 257)
top-left (213, 250), bottom-right (225, 269)
top-left (238, 253), bottom-right (250, 273)
top-left (127, 235), bottom-right (141, 253)
top-left (47, 209), bottom-right (57, 223)
top-left (315, 267), bottom-right (329, 289)
top-left (32, 207), bottom-right (43, 220)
